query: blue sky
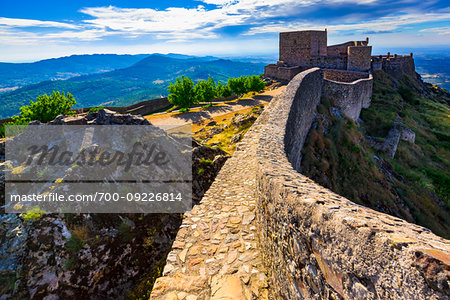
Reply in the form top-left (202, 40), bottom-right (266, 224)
top-left (0, 0), bottom-right (449, 62)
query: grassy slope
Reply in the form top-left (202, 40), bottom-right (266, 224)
top-left (301, 70), bottom-right (450, 238)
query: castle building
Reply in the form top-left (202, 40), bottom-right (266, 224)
top-left (265, 29), bottom-right (416, 82)
top-left (265, 29), bottom-right (372, 81)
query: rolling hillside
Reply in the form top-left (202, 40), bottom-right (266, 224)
top-left (0, 55), bottom-right (265, 118)
top-left (0, 54), bottom-right (149, 90)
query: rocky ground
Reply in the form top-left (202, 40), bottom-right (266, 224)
top-left (0, 104), bottom-right (264, 299)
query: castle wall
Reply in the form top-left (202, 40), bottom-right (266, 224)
top-left (347, 45), bottom-right (372, 72)
top-left (326, 40), bottom-right (368, 57)
top-left (264, 64), bottom-right (305, 81)
top-left (255, 68), bottom-right (450, 299)
top-left (371, 57), bottom-right (383, 71)
top-left (323, 69), bottom-right (369, 82)
top-left (279, 31), bottom-right (327, 66)
top-left (322, 71), bottom-right (373, 120)
top-left (327, 42), bottom-right (353, 56)
top-left (382, 55), bottom-right (416, 77)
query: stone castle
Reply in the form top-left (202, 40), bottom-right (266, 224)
top-left (150, 30), bottom-right (449, 300)
top-left (265, 29), bottom-right (415, 81)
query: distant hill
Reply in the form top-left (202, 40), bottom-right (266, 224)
top-left (0, 54), bottom-right (265, 118)
top-left (0, 54), bottom-right (150, 90)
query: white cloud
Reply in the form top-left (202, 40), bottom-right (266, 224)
top-left (0, 17), bottom-right (78, 29)
top-left (0, 0), bottom-right (449, 60)
top-left (245, 12), bottom-right (450, 35)
top-left (79, 5), bottom-right (247, 39)
top-left (420, 27), bottom-right (450, 35)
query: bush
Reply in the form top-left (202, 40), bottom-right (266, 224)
top-left (22, 206), bottom-right (45, 222)
top-left (0, 116), bottom-right (29, 138)
top-left (20, 91), bottom-right (76, 123)
top-left (66, 234), bottom-right (85, 253)
top-left (199, 158), bottom-right (213, 165)
top-left (245, 75), bottom-right (265, 92)
top-left (194, 78), bottom-right (216, 104)
top-left (216, 82), bottom-right (232, 98)
top-left (168, 76), bottom-right (195, 108)
top-left (228, 76), bottom-right (247, 95)
top-left (88, 107), bottom-right (105, 113)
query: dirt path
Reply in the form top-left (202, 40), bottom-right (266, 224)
top-left (145, 86), bottom-right (285, 130)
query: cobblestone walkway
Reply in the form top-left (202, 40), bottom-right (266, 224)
top-left (150, 115), bottom-right (270, 299)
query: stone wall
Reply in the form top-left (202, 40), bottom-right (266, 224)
top-left (323, 69), bottom-right (369, 83)
top-left (279, 31), bottom-right (327, 66)
top-left (264, 64), bottom-right (305, 81)
top-left (309, 56), bottom-right (347, 70)
top-left (382, 55), bottom-right (416, 77)
top-left (73, 97), bottom-right (171, 115)
top-left (327, 40), bottom-right (368, 57)
top-left (347, 46), bottom-right (372, 72)
top-left (371, 55), bottom-right (415, 77)
top-left (255, 68), bottom-right (450, 299)
top-left (322, 72), bottom-right (373, 121)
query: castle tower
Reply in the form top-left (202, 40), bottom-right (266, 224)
top-left (279, 30), bottom-right (327, 66)
top-left (347, 45), bottom-right (372, 72)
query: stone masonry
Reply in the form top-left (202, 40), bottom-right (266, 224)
top-left (256, 69), bottom-right (449, 299)
top-left (152, 68), bottom-right (449, 299)
top-left (265, 30), bottom-right (371, 81)
top-left (150, 113), bottom-right (272, 299)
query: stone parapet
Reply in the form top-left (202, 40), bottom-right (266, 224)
top-left (255, 68), bottom-right (450, 299)
top-left (322, 71), bottom-right (373, 121)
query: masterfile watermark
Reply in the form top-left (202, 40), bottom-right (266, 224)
top-left (24, 142), bottom-right (170, 172)
top-left (4, 125), bottom-right (192, 213)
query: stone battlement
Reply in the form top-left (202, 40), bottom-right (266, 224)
top-left (371, 53), bottom-right (416, 77)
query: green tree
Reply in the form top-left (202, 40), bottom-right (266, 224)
top-left (20, 91), bottom-right (76, 123)
top-left (216, 82), bottom-right (232, 98)
top-left (228, 76), bottom-right (247, 95)
top-left (245, 75), bottom-right (266, 93)
top-left (167, 76), bottom-right (195, 108)
top-left (194, 78), bottom-right (216, 105)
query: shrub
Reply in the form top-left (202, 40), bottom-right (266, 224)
top-left (88, 106), bottom-right (105, 113)
top-left (22, 206), bottom-right (45, 222)
top-left (216, 82), bottom-right (232, 97)
top-left (0, 116), bottom-right (29, 138)
top-left (118, 220), bottom-right (134, 242)
top-left (228, 76), bottom-right (247, 95)
top-left (245, 75), bottom-right (265, 92)
top-left (168, 76), bottom-right (195, 108)
top-left (199, 158), bottom-right (213, 165)
top-left (20, 91), bottom-right (76, 123)
top-left (66, 234), bottom-right (85, 253)
top-left (198, 168), bottom-right (205, 176)
top-left (194, 78), bottom-right (216, 105)
top-left (398, 86), bottom-right (415, 104)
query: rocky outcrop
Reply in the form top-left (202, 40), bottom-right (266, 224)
top-left (0, 111), bottom-right (229, 299)
top-left (45, 108), bottom-right (152, 125)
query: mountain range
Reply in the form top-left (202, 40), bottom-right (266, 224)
top-left (0, 54), bottom-right (265, 119)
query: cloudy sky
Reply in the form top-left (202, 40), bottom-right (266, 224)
top-left (1, 0), bottom-right (449, 62)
